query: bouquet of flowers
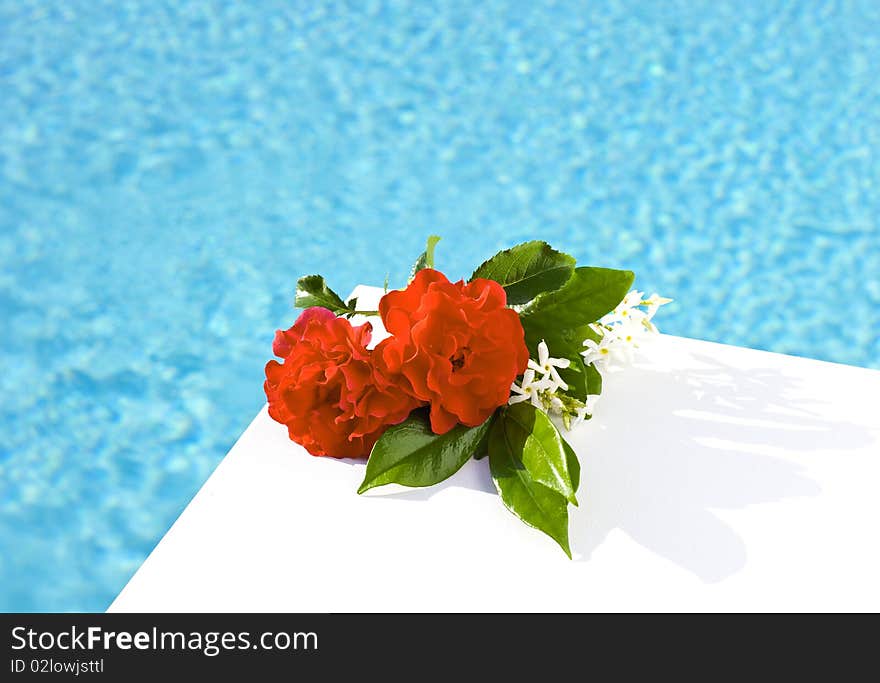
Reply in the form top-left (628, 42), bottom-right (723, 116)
top-left (264, 237), bottom-right (669, 556)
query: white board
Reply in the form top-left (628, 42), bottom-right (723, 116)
top-left (110, 287), bottom-right (880, 612)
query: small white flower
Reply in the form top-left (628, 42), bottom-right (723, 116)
top-left (608, 318), bottom-right (644, 363)
top-left (528, 340), bottom-right (571, 390)
top-left (622, 289), bottom-right (645, 309)
top-left (601, 289), bottom-right (647, 327)
top-left (509, 292), bottom-right (667, 431)
top-left (509, 369), bottom-right (552, 408)
top-left (643, 292), bottom-right (673, 321)
top-left (593, 289), bottom-right (671, 355)
top-left (581, 335), bottom-right (615, 368)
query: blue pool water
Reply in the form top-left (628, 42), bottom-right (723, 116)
top-left (1, 1), bottom-right (878, 611)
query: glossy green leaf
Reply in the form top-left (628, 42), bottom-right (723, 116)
top-left (470, 240), bottom-right (576, 305)
top-left (582, 324), bottom-right (603, 344)
top-left (521, 319), bottom-right (598, 400)
top-left (409, 235), bottom-right (442, 282)
top-left (497, 403), bottom-right (577, 505)
top-left (489, 414), bottom-right (572, 558)
top-left (473, 417), bottom-right (493, 460)
top-left (520, 266), bottom-right (634, 343)
top-left (526, 324), bottom-right (591, 359)
top-left (561, 437), bottom-right (580, 494)
top-left (358, 411), bottom-right (492, 493)
top-left (295, 274), bottom-right (349, 313)
top-left (520, 325), bottom-right (593, 402)
top-left (551, 354), bottom-right (584, 401)
top-left (585, 362), bottom-right (602, 396)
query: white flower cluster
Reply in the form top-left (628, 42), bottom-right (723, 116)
top-left (510, 341), bottom-right (597, 430)
top-left (581, 290), bottom-right (671, 369)
top-left (509, 290), bottom-right (671, 431)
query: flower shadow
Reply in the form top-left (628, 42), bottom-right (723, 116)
top-left (567, 347), bottom-right (873, 582)
top-left (359, 341), bottom-right (876, 583)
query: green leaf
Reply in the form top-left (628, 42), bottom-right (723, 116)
top-left (496, 403), bottom-right (577, 505)
top-left (519, 266), bottom-right (632, 375)
top-left (295, 275), bottom-right (349, 314)
top-left (473, 417), bottom-right (493, 460)
top-left (530, 324), bottom-right (588, 355)
top-left (557, 355), bottom-right (588, 401)
top-left (561, 437), bottom-right (580, 494)
top-left (471, 241), bottom-right (576, 305)
top-left (518, 324), bottom-right (593, 402)
top-left (585, 362), bottom-right (602, 396)
top-left (358, 411), bottom-right (492, 494)
top-left (582, 324), bottom-right (603, 344)
top-left (489, 414), bottom-right (572, 558)
top-left (409, 235), bottom-right (442, 282)
top-left (342, 297), bottom-right (360, 319)
top-left (520, 266), bottom-right (634, 334)
top-left (533, 325), bottom-right (604, 401)
top-left (527, 323), bottom-right (592, 363)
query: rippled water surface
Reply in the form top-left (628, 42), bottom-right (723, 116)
top-left (1, 0), bottom-right (878, 610)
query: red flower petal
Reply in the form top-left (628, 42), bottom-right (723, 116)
top-left (264, 308), bottom-right (419, 458)
top-left (375, 267), bottom-right (529, 434)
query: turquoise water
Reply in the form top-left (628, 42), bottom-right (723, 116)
top-left (1, 0), bottom-right (878, 611)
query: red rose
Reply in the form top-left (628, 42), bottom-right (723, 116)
top-left (265, 307), bottom-right (419, 458)
top-left (375, 269), bottom-right (529, 434)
